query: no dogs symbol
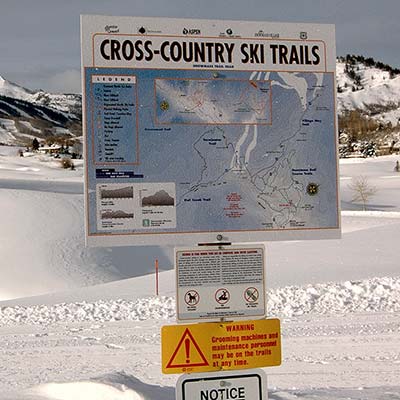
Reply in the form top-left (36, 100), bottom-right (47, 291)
top-left (185, 290), bottom-right (200, 306)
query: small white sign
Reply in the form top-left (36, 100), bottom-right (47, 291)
top-left (176, 369), bottom-right (267, 400)
top-left (176, 245), bottom-right (265, 321)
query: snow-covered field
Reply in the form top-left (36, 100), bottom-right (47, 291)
top-left (0, 145), bottom-right (400, 399)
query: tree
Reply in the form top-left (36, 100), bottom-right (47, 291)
top-left (349, 176), bottom-right (377, 211)
top-left (32, 138), bottom-right (40, 151)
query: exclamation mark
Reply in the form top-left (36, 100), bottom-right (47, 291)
top-left (185, 338), bottom-right (190, 363)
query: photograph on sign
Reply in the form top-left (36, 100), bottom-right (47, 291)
top-left (161, 318), bottom-right (281, 374)
top-left (176, 369), bottom-right (267, 400)
top-left (81, 15), bottom-right (340, 246)
top-left (176, 246), bottom-right (266, 321)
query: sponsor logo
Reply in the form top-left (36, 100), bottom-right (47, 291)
top-left (138, 26), bottom-right (162, 35)
top-left (255, 30), bottom-right (280, 38)
top-left (105, 25), bottom-right (119, 33)
top-left (183, 28), bottom-right (201, 35)
top-left (219, 28), bottom-right (241, 38)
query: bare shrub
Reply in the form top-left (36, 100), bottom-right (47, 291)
top-left (60, 157), bottom-right (74, 170)
top-left (349, 176), bottom-right (377, 211)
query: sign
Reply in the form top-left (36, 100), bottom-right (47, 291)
top-left (176, 246), bottom-right (266, 321)
top-left (176, 369), bottom-right (267, 400)
top-left (161, 319), bottom-right (281, 374)
top-left (81, 15), bottom-right (340, 247)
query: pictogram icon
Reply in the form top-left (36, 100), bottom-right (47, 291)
top-left (215, 288), bottom-right (230, 305)
top-left (244, 287), bottom-right (259, 303)
top-left (185, 290), bottom-right (200, 306)
top-left (166, 328), bottom-right (209, 369)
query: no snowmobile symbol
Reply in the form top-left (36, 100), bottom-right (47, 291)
top-left (215, 288), bottom-right (230, 305)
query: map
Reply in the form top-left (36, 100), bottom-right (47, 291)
top-left (155, 78), bottom-right (271, 125)
top-left (85, 66), bottom-right (339, 242)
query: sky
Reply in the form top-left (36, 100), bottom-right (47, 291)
top-left (1, 0), bottom-right (400, 93)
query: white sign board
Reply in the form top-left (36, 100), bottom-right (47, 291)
top-left (81, 15), bottom-right (340, 247)
top-left (176, 369), bottom-right (267, 400)
top-left (176, 246), bottom-right (265, 321)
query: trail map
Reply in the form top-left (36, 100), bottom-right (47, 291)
top-left (81, 16), bottom-right (340, 246)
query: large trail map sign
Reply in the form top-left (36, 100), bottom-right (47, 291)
top-left (81, 15), bottom-right (340, 247)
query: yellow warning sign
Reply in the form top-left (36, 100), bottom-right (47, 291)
top-left (162, 318), bottom-right (281, 374)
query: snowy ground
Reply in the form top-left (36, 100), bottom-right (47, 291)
top-left (0, 145), bottom-right (400, 399)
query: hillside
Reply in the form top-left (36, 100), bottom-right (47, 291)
top-left (337, 55), bottom-right (400, 126)
top-left (336, 55), bottom-right (400, 153)
top-left (0, 76), bottom-right (81, 146)
top-left (1, 56), bottom-right (400, 151)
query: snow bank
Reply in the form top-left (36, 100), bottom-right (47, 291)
top-left (1, 277), bottom-right (399, 326)
top-left (29, 382), bottom-right (143, 400)
top-left (268, 276), bottom-right (400, 317)
top-left (23, 372), bottom-right (174, 400)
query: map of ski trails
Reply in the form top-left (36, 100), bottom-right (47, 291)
top-left (81, 15), bottom-right (340, 246)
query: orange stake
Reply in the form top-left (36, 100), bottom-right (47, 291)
top-left (155, 259), bottom-right (159, 296)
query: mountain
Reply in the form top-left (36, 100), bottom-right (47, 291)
top-left (336, 55), bottom-right (400, 156)
top-left (0, 76), bottom-right (82, 146)
top-left (336, 55), bottom-right (400, 126)
top-left (1, 56), bottom-right (400, 148)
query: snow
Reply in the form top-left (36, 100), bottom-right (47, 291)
top-left (0, 76), bottom-right (80, 117)
top-left (0, 145), bottom-right (399, 399)
top-left (18, 121), bottom-right (42, 134)
top-left (0, 75), bottom-right (34, 102)
top-left (0, 118), bottom-right (19, 144)
top-left (0, 276), bottom-right (398, 326)
top-left (53, 127), bottom-right (71, 136)
top-left (336, 61), bottom-right (400, 125)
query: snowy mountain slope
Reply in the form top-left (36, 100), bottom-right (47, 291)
top-left (0, 76), bottom-right (81, 145)
top-left (0, 76), bottom-right (81, 118)
top-left (0, 95), bottom-right (77, 125)
top-left (336, 58), bottom-right (400, 126)
top-left (0, 76), bottom-right (34, 101)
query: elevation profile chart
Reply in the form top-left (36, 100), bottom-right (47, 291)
top-left (96, 183), bottom-right (177, 231)
top-left (97, 184), bottom-right (135, 231)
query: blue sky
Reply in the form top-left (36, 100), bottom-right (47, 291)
top-left (1, 0), bottom-right (399, 93)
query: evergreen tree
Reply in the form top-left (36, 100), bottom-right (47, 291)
top-left (32, 138), bottom-right (39, 151)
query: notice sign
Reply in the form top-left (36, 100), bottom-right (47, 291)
top-left (176, 246), bottom-right (265, 321)
top-left (176, 369), bottom-right (267, 400)
top-left (81, 15), bottom-right (340, 247)
top-left (161, 319), bottom-right (281, 374)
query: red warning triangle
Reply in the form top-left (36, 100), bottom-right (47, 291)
top-left (166, 328), bottom-right (209, 369)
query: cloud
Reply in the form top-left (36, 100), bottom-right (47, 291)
top-left (46, 69), bottom-right (81, 94)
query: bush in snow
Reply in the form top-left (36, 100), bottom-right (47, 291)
top-left (60, 157), bottom-right (75, 170)
top-left (349, 176), bottom-right (377, 211)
